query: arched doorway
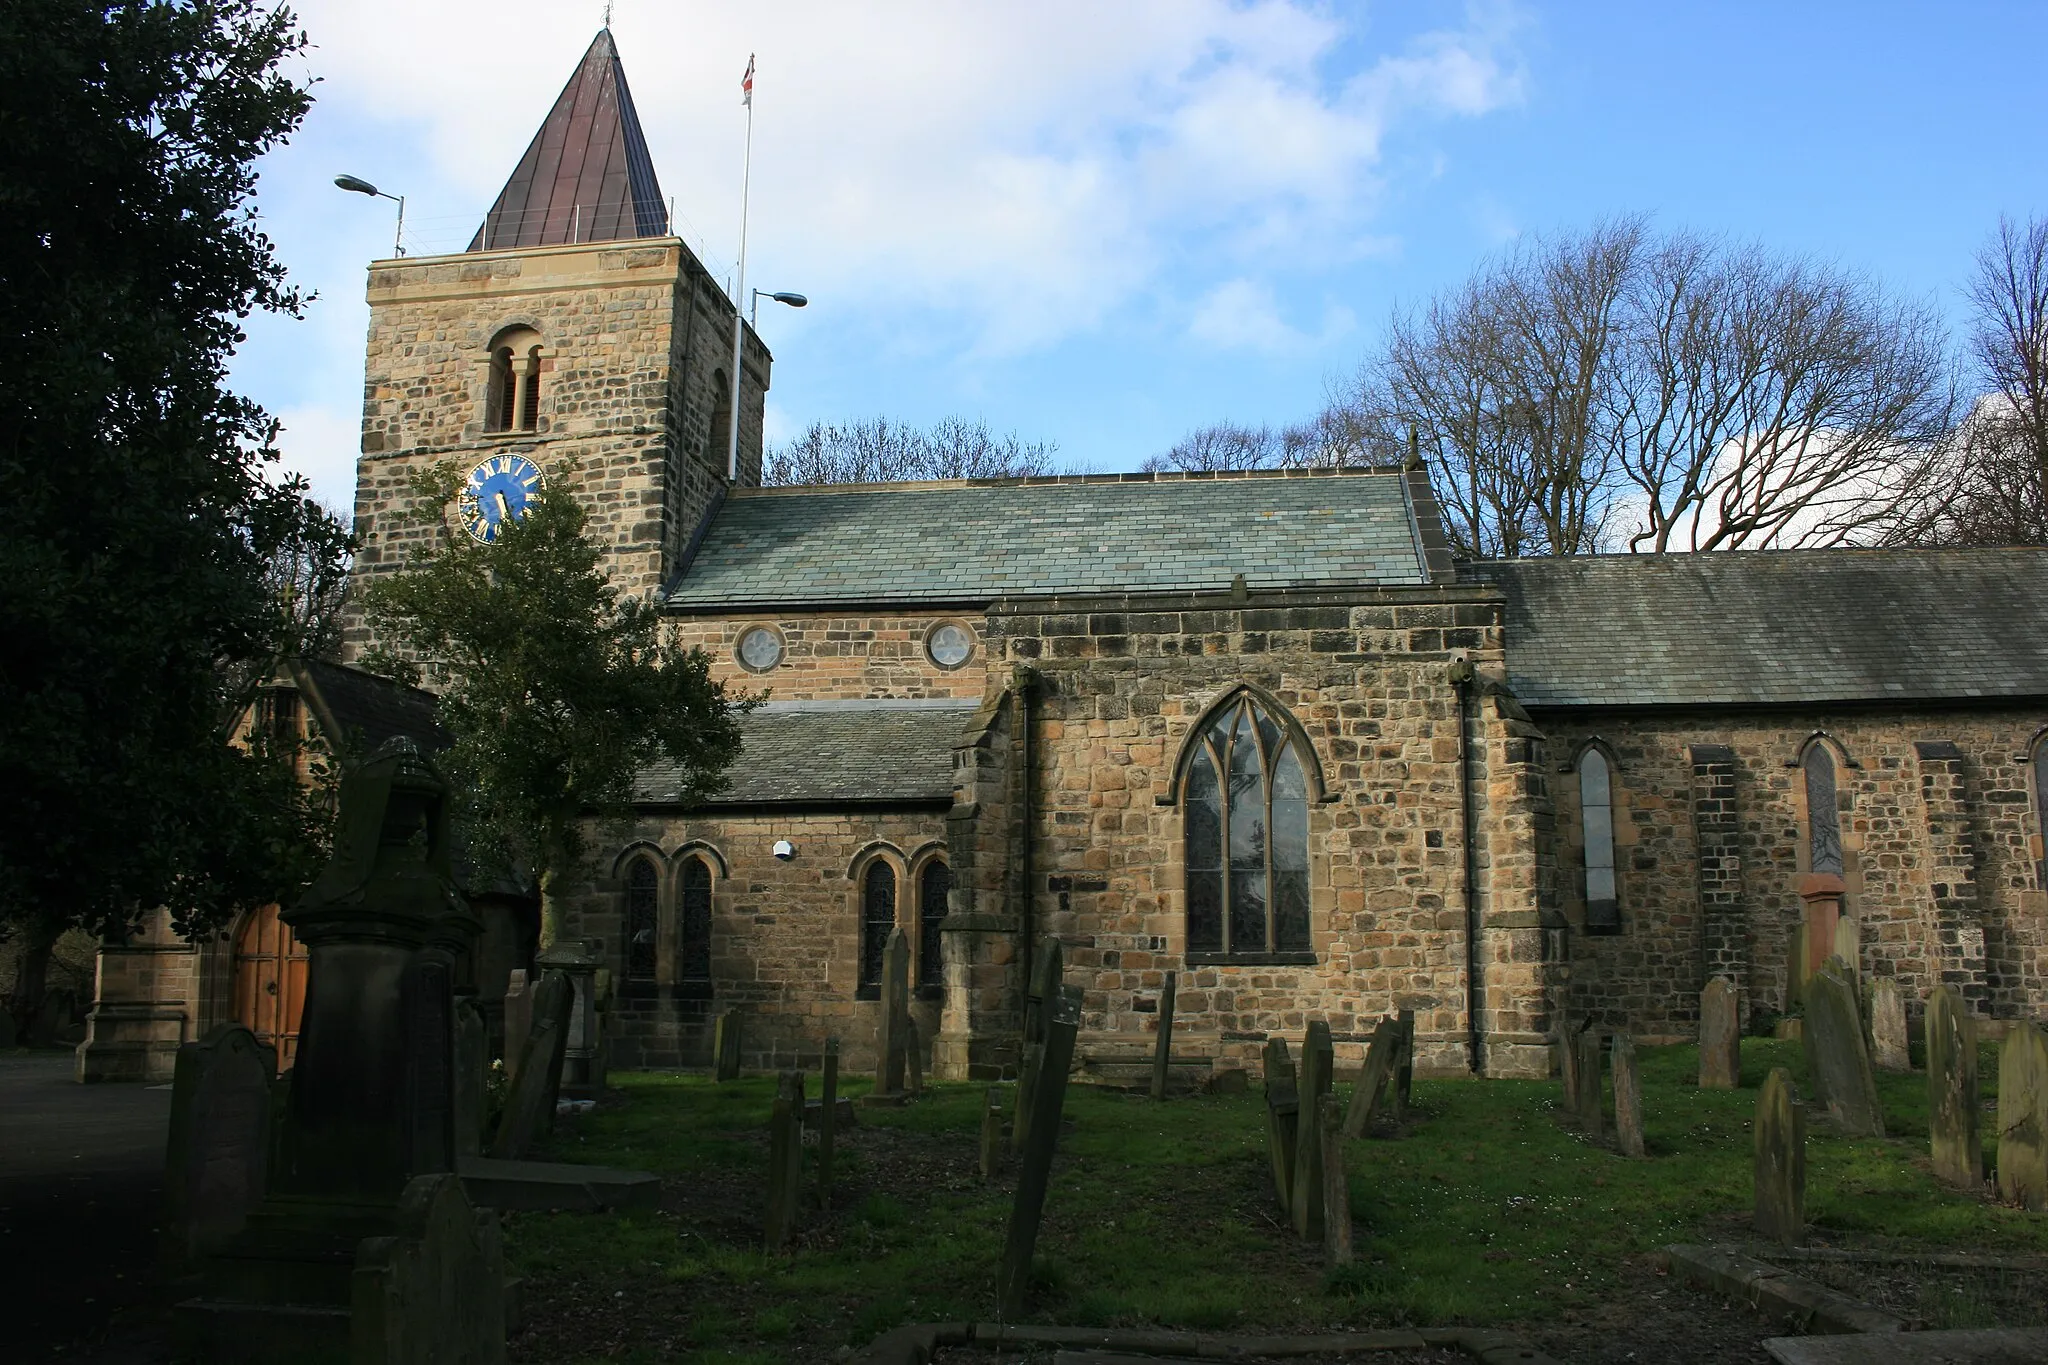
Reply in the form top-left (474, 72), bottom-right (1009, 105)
top-left (233, 903), bottom-right (307, 1071)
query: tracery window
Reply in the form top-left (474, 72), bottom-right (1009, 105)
top-left (679, 855), bottom-right (712, 983)
top-left (858, 860), bottom-right (896, 993)
top-left (1579, 749), bottom-right (1619, 932)
top-left (1803, 745), bottom-right (1844, 877)
top-left (917, 860), bottom-right (950, 990)
top-left (624, 857), bottom-right (658, 982)
top-left (1183, 692), bottom-right (1311, 959)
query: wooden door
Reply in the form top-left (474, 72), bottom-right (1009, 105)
top-left (234, 902), bottom-right (308, 1071)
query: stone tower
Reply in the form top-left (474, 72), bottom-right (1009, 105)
top-left (342, 28), bottom-right (769, 659)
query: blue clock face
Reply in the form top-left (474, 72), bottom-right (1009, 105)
top-left (459, 454), bottom-right (543, 543)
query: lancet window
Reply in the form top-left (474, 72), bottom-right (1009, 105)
top-left (1183, 692), bottom-right (1312, 959)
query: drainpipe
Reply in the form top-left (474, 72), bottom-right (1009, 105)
top-left (1013, 665), bottom-right (1040, 1002)
top-left (1449, 658), bottom-right (1483, 1075)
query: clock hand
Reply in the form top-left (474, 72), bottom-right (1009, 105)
top-left (495, 490), bottom-right (512, 520)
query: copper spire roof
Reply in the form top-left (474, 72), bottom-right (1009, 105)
top-left (468, 28), bottom-right (668, 251)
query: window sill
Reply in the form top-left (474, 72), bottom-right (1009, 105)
top-left (1183, 952), bottom-right (1318, 967)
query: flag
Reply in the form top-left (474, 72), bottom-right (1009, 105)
top-left (742, 54), bottom-right (754, 108)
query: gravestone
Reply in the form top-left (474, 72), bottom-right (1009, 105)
top-left (1698, 977), bottom-right (1741, 1089)
top-left (1804, 962), bottom-right (1884, 1137)
top-left (162, 1023), bottom-right (274, 1264)
top-left (979, 1086), bottom-right (1004, 1180)
top-left (1150, 971), bottom-right (1177, 1101)
top-left (818, 1037), bottom-right (839, 1207)
top-left (1869, 978), bottom-right (1910, 1072)
top-left (351, 1172), bottom-right (507, 1365)
top-left (500, 970), bottom-right (530, 1082)
top-left (1343, 1016), bottom-right (1398, 1138)
top-left (714, 1008), bottom-right (743, 1081)
top-left (874, 928), bottom-right (911, 1098)
top-left (764, 1070), bottom-right (806, 1248)
top-left (1558, 1020), bottom-right (1582, 1107)
top-left (997, 996), bottom-right (1079, 1316)
top-left (453, 999), bottom-right (486, 1158)
top-left (1012, 937), bottom-right (1064, 1149)
top-left (1924, 985), bottom-right (1981, 1189)
top-left (534, 939), bottom-right (604, 1102)
top-left (1291, 1021), bottom-right (1335, 1239)
top-left (1831, 916), bottom-right (1860, 989)
top-left (490, 969), bottom-right (573, 1160)
top-left (1393, 1007), bottom-right (1416, 1121)
top-left (1576, 1028), bottom-right (1605, 1136)
top-left (1013, 1037), bottom-right (1045, 1153)
top-left (1996, 1021), bottom-right (2048, 1211)
top-left (1753, 1066), bottom-right (1806, 1245)
top-left (903, 1016), bottom-right (924, 1098)
top-left (1611, 1032), bottom-right (1645, 1158)
top-left (1262, 1037), bottom-right (1298, 1212)
top-left (1318, 1093), bottom-right (1352, 1267)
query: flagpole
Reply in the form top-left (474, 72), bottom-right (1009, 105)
top-left (726, 55), bottom-right (755, 484)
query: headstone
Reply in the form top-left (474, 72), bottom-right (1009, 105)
top-left (876, 928), bottom-right (911, 1096)
top-left (1576, 1028), bottom-right (1605, 1136)
top-left (1149, 971), bottom-right (1177, 1101)
top-left (1318, 1093), bottom-right (1352, 1267)
top-left (1343, 1016), bottom-right (1398, 1138)
top-left (1831, 916), bottom-right (1860, 989)
top-left (1011, 937), bottom-right (1063, 1148)
top-left (536, 939), bottom-right (603, 1101)
top-left (903, 1016), bottom-right (924, 1098)
top-left (1869, 978), bottom-right (1910, 1072)
top-left (1291, 1021), bottom-right (1335, 1240)
top-left (818, 1037), bottom-right (839, 1207)
top-left (1698, 977), bottom-right (1741, 1089)
top-left (1924, 985), bottom-right (1981, 1189)
top-left (1393, 1008), bottom-right (1416, 1121)
top-left (1804, 962), bottom-right (1884, 1137)
top-left (714, 1008), bottom-right (742, 1081)
top-left (1996, 1021), bottom-right (2048, 1211)
top-left (979, 1087), bottom-right (1003, 1180)
top-left (997, 997), bottom-right (1079, 1316)
top-left (500, 970), bottom-right (530, 1082)
top-left (1262, 1037), bottom-right (1298, 1213)
top-left (1012, 1038), bottom-right (1045, 1152)
top-left (1558, 1021), bottom-right (1581, 1108)
top-left (162, 1023), bottom-right (274, 1264)
top-left (1611, 1032), bottom-right (1645, 1158)
top-left (764, 1070), bottom-right (806, 1248)
top-left (1753, 1066), bottom-right (1805, 1245)
top-left (489, 969), bottom-right (572, 1160)
top-left (351, 1172), bottom-right (507, 1365)
top-left (453, 998), bottom-right (487, 1159)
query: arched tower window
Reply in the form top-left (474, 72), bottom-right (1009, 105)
top-left (484, 326), bottom-right (542, 433)
top-left (917, 860), bottom-right (950, 990)
top-left (1579, 749), bottom-right (1619, 932)
top-left (1183, 692), bottom-right (1311, 958)
top-left (624, 857), bottom-right (658, 982)
top-left (520, 345), bottom-right (542, 430)
top-left (679, 855), bottom-right (712, 984)
top-left (708, 368), bottom-right (731, 466)
top-left (1803, 744), bottom-right (1844, 877)
top-left (859, 860), bottom-right (897, 992)
top-left (488, 348), bottom-right (516, 432)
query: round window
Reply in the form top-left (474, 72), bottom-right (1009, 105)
top-left (736, 626), bottom-right (784, 672)
top-left (926, 621), bottom-right (974, 669)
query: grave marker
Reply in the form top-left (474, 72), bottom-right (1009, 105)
top-left (1804, 962), bottom-right (1884, 1137)
top-left (1393, 1008), bottom-right (1415, 1122)
top-left (1996, 1021), bottom-right (2048, 1211)
top-left (1869, 977), bottom-right (1909, 1072)
top-left (979, 1086), bottom-right (1003, 1180)
top-left (818, 1037), bottom-right (839, 1207)
top-left (1612, 1032), bottom-right (1645, 1158)
top-left (1012, 937), bottom-right (1063, 1149)
top-left (765, 1070), bottom-right (806, 1248)
top-left (1576, 1028), bottom-right (1605, 1136)
top-left (162, 1023), bottom-right (273, 1264)
top-left (1149, 971), bottom-right (1177, 1101)
top-left (500, 970), bottom-right (530, 1081)
top-left (1698, 977), bottom-right (1741, 1089)
top-left (1925, 985), bottom-right (1981, 1189)
top-left (351, 1173), bottom-right (507, 1365)
top-left (453, 998), bottom-right (486, 1158)
top-left (1558, 1020), bottom-right (1581, 1107)
top-left (1290, 1021), bottom-right (1334, 1239)
top-left (489, 969), bottom-right (572, 1160)
top-left (1262, 1037), bottom-right (1298, 1213)
top-left (903, 1016), bottom-right (924, 1098)
top-left (877, 928), bottom-right (910, 1097)
top-left (1319, 1093), bottom-right (1352, 1267)
top-left (997, 998), bottom-right (1079, 1316)
top-left (1343, 1016), bottom-right (1398, 1138)
top-left (714, 1008), bottom-right (743, 1082)
top-left (1754, 1066), bottom-right (1806, 1245)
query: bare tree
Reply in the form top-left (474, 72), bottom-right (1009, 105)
top-left (1142, 411), bottom-right (1377, 474)
top-left (764, 416), bottom-right (1062, 485)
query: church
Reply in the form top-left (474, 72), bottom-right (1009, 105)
top-left (78, 29), bottom-right (2048, 1085)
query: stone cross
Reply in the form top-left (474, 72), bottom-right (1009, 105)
top-left (1925, 985), bottom-right (1981, 1188)
top-left (490, 969), bottom-right (573, 1160)
top-left (1611, 1032), bottom-right (1645, 1158)
top-left (877, 928), bottom-right (911, 1096)
top-left (1262, 1036), bottom-right (1298, 1213)
top-left (1343, 1016), bottom-right (1398, 1138)
top-left (1575, 1028), bottom-right (1605, 1136)
top-left (764, 1070), bottom-right (806, 1249)
top-left (818, 1036), bottom-right (839, 1207)
top-left (997, 995), bottom-right (1079, 1317)
top-left (1149, 971), bottom-right (1177, 1102)
top-left (1996, 1020), bottom-right (2048, 1211)
top-left (1698, 977), bottom-right (1741, 1089)
top-left (1753, 1066), bottom-right (1805, 1245)
top-left (1869, 978), bottom-right (1909, 1072)
top-left (1319, 1093), bottom-right (1352, 1266)
top-left (162, 1023), bottom-right (274, 1265)
top-left (1803, 961), bottom-right (1884, 1137)
top-left (714, 1008), bottom-right (743, 1082)
top-left (1290, 1021), bottom-right (1334, 1240)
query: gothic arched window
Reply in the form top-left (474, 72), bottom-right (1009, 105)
top-left (859, 860), bottom-right (897, 993)
top-left (679, 855), bottom-right (712, 983)
top-left (1579, 749), bottom-right (1619, 932)
top-left (917, 860), bottom-right (950, 990)
top-left (624, 857), bottom-right (658, 982)
top-left (1804, 744), bottom-right (1844, 877)
top-left (1183, 692), bottom-right (1311, 958)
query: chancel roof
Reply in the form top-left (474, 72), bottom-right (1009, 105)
top-left (635, 700), bottom-right (975, 807)
top-left (662, 469), bottom-right (1432, 609)
top-left (1474, 548), bottom-right (2048, 708)
top-left (469, 28), bottom-right (668, 252)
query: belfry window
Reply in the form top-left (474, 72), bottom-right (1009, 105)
top-left (1804, 745), bottom-right (1844, 877)
top-left (484, 327), bottom-right (542, 433)
top-left (624, 857), bottom-right (658, 982)
top-left (1183, 692), bottom-right (1311, 959)
top-left (917, 860), bottom-right (950, 990)
top-left (1579, 749), bottom-right (1619, 932)
top-left (679, 855), bottom-right (712, 983)
top-left (858, 860), bottom-right (896, 995)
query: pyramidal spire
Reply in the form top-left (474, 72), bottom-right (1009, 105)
top-left (469, 29), bottom-right (668, 251)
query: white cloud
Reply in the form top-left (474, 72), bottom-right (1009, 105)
top-left (1188, 279), bottom-right (1358, 355)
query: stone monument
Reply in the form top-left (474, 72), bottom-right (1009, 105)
top-left (1753, 1066), bottom-right (1805, 1245)
top-left (1804, 961), bottom-right (1884, 1137)
top-left (1869, 977), bottom-right (1909, 1072)
top-left (162, 1023), bottom-right (274, 1267)
top-left (1997, 1021), bottom-right (2048, 1211)
top-left (1925, 985), bottom-right (1981, 1188)
top-left (1698, 978), bottom-right (1740, 1088)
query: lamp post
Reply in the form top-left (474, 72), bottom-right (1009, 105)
top-left (334, 174), bottom-right (406, 257)
top-left (750, 289), bottom-right (808, 327)
top-left (726, 288), bottom-right (807, 484)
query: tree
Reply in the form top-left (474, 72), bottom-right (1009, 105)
top-left (765, 415), bottom-right (1062, 485)
top-left (1141, 411), bottom-right (1378, 475)
top-left (362, 471), bottom-right (747, 943)
top-left (0, 1), bottom-right (332, 1029)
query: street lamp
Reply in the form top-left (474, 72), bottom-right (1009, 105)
top-left (750, 288), bottom-right (808, 327)
top-left (726, 288), bottom-right (808, 483)
top-left (334, 174), bottom-right (406, 257)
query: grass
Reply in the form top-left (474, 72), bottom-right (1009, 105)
top-left (503, 1039), bottom-right (2044, 1362)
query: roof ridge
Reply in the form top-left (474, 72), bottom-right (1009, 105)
top-left (733, 464), bottom-right (1408, 498)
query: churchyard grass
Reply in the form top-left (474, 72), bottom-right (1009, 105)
top-left (503, 1038), bottom-right (2044, 1362)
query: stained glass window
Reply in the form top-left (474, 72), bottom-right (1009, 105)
top-left (624, 857), bottom-right (658, 981)
top-left (679, 856), bottom-right (712, 983)
top-left (1804, 745), bottom-right (1844, 877)
top-left (918, 861), bottom-right (950, 988)
top-left (1183, 693), bottom-right (1313, 958)
top-left (1580, 750), bottom-right (1619, 931)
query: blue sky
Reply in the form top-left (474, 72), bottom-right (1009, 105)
top-left (235, 2), bottom-right (2048, 512)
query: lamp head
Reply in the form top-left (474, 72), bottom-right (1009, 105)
top-left (769, 292), bottom-right (808, 308)
top-left (334, 174), bottom-right (380, 196)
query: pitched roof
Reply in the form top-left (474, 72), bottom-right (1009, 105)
top-left (291, 659), bottom-right (447, 754)
top-left (1472, 548), bottom-right (2048, 708)
top-left (636, 700), bottom-right (975, 807)
top-left (663, 469), bottom-right (1429, 608)
top-left (468, 29), bottom-right (668, 252)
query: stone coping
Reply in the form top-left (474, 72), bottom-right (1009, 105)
top-left (852, 1322), bottom-right (1564, 1364)
top-left (1659, 1244), bottom-right (1906, 1336)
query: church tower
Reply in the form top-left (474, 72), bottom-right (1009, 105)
top-left (342, 28), bottom-right (769, 658)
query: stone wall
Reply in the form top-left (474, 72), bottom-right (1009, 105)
top-left (671, 610), bottom-right (993, 702)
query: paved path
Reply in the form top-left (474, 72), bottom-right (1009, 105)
top-left (0, 1050), bottom-right (173, 1362)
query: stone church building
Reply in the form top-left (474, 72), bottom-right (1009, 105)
top-left (79, 29), bottom-right (2048, 1084)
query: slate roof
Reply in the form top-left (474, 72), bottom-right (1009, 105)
top-left (663, 470), bottom-right (1428, 608)
top-left (636, 700), bottom-right (975, 807)
top-left (468, 29), bottom-right (668, 251)
top-left (1472, 548), bottom-right (2048, 708)
top-left (291, 659), bottom-right (447, 753)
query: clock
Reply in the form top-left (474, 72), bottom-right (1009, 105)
top-left (458, 454), bottom-right (543, 543)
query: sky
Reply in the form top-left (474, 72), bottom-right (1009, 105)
top-left (235, 1), bottom-right (2048, 514)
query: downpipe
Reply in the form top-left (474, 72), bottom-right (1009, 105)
top-left (1449, 658), bottom-right (1484, 1075)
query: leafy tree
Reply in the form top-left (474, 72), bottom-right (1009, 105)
top-left (363, 470), bottom-right (747, 943)
top-left (0, 0), bottom-right (334, 1028)
top-left (765, 415), bottom-right (1062, 484)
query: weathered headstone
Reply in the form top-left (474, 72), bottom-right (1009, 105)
top-left (1262, 1037), bottom-right (1298, 1213)
top-left (1698, 977), bottom-right (1741, 1089)
top-left (162, 1023), bottom-right (274, 1264)
top-left (1611, 1032), bottom-right (1645, 1158)
top-left (1393, 1007), bottom-right (1416, 1121)
top-left (876, 928), bottom-right (911, 1097)
top-left (713, 1008), bottom-right (743, 1081)
top-left (453, 998), bottom-right (486, 1158)
top-left (997, 998), bottom-right (1079, 1316)
top-left (1831, 916), bottom-right (1860, 989)
top-left (351, 1172), bottom-right (507, 1365)
top-left (765, 1070), bottom-right (806, 1248)
top-left (489, 969), bottom-right (573, 1160)
top-left (1011, 937), bottom-right (1063, 1149)
top-left (1753, 1066), bottom-right (1806, 1245)
top-left (979, 1086), bottom-right (1003, 1180)
top-left (535, 939), bottom-right (604, 1101)
top-left (1869, 978), bottom-right (1909, 1072)
top-left (818, 1036), bottom-right (839, 1207)
top-left (1343, 1016), bottom-right (1398, 1138)
top-left (1925, 985), bottom-right (1981, 1189)
top-left (1149, 971), bottom-right (1177, 1102)
top-left (1996, 1020), bottom-right (2048, 1211)
top-left (500, 970), bottom-right (530, 1081)
top-left (1804, 962), bottom-right (1884, 1137)
top-left (1558, 1020), bottom-right (1581, 1107)
top-left (903, 1015), bottom-right (924, 1098)
top-left (1013, 1038), bottom-right (1045, 1152)
top-left (1576, 1028), bottom-right (1605, 1136)
top-left (1291, 1021), bottom-right (1335, 1239)
top-left (1319, 1093), bottom-right (1352, 1267)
